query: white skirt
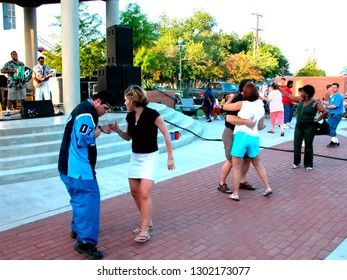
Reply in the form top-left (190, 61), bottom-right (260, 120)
top-left (128, 151), bottom-right (159, 181)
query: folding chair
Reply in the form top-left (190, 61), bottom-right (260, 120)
top-left (180, 97), bottom-right (199, 119)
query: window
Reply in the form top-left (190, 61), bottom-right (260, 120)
top-left (3, 4), bottom-right (16, 30)
top-left (212, 83), bottom-right (222, 90)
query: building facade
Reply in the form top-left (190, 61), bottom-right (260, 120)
top-left (0, 4), bottom-right (26, 67)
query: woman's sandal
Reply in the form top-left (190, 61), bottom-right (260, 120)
top-left (267, 130), bottom-right (274, 134)
top-left (229, 193), bottom-right (240, 201)
top-left (263, 188), bottom-right (273, 196)
top-left (133, 224), bottom-right (154, 234)
top-left (217, 183), bottom-right (232, 194)
top-left (134, 233), bottom-right (150, 243)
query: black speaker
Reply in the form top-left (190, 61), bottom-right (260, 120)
top-left (20, 100), bottom-right (54, 118)
top-left (0, 75), bottom-right (7, 87)
top-left (106, 25), bottom-right (133, 66)
top-left (97, 65), bottom-right (141, 107)
top-left (80, 82), bottom-right (89, 102)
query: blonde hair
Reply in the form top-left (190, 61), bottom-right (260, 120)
top-left (124, 85), bottom-right (148, 107)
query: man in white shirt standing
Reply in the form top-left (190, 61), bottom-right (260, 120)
top-left (32, 56), bottom-right (52, 100)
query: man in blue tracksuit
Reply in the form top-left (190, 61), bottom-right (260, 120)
top-left (58, 90), bottom-right (116, 259)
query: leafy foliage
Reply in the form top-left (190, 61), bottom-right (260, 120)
top-left (120, 3), bottom-right (158, 50)
top-left (296, 59), bottom-right (326, 77)
top-left (221, 53), bottom-right (263, 84)
top-left (44, 3), bottom-right (106, 77)
top-left (44, 2), bottom-right (295, 86)
top-left (120, 5), bottom-right (291, 87)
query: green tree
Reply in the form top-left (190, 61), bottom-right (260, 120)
top-left (221, 52), bottom-right (263, 85)
top-left (43, 46), bottom-right (62, 74)
top-left (44, 3), bottom-right (106, 76)
top-left (128, 8), bottom-right (292, 86)
top-left (224, 32), bottom-right (251, 54)
top-left (78, 4), bottom-right (106, 76)
top-left (296, 59), bottom-right (326, 76)
top-left (143, 11), bottom-right (231, 88)
top-left (246, 49), bottom-right (278, 79)
top-left (44, 4), bottom-right (293, 87)
top-left (221, 32), bottom-right (291, 79)
top-left (226, 32), bottom-right (290, 79)
top-left (120, 3), bottom-right (158, 51)
top-left (259, 43), bottom-right (290, 76)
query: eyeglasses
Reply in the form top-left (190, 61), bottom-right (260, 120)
top-left (129, 85), bottom-right (140, 90)
top-left (126, 85), bottom-right (141, 95)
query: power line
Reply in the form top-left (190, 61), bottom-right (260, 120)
top-left (37, 35), bottom-right (56, 50)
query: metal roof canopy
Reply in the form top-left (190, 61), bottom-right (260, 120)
top-left (1, 0), bottom-right (104, 8)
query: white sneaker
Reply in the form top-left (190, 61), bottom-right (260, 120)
top-left (216, 115), bottom-right (221, 120)
top-left (283, 124), bottom-right (290, 129)
top-left (211, 116), bottom-right (215, 120)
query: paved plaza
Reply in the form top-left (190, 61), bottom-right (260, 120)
top-left (0, 113), bottom-right (347, 260)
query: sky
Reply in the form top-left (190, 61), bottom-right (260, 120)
top-left (36, 0), bottom-right (347, 76)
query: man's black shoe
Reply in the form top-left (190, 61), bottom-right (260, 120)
top-left (239, 182), bottom-right (256, 191)
top-left (74, 241), bottom-right (104, 260)
top-left (327, 141), bottom-right (339, 148)
top-left (326, 141), bottom-right (335, 147)
top-left (70, 230), bottom-right (77, 239)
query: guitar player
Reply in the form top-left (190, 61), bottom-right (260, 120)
top-left (32, 56), bottom-right (53, 100)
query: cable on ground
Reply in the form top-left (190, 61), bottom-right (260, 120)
top-left (164, 119), bottom-right (347, 162)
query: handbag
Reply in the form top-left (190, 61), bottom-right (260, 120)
top-left (313, 119), bottom-right (330, 135)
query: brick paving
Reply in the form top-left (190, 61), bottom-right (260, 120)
top-left (0, 135), bottom-right (346, 260)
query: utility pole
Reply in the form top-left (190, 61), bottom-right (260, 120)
top-left (177, 40), bottom-right (185, 94)
top-left (251, 12), bottom-right (263, 57)
top-left (305, 48), bottom-right (316, 61)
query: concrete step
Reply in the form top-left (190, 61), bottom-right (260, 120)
top-left (0, 103), bottom-right (203, 185)
top-left (0, 132), bottom-right (196, 171)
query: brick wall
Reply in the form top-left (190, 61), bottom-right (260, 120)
top-left (146, 90), bottom-right (176, 108)
top-left (274, 76), bottom-right (347, 100)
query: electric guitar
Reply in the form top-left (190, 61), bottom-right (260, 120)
top-left (33, 73), bottom-right (53, 88)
